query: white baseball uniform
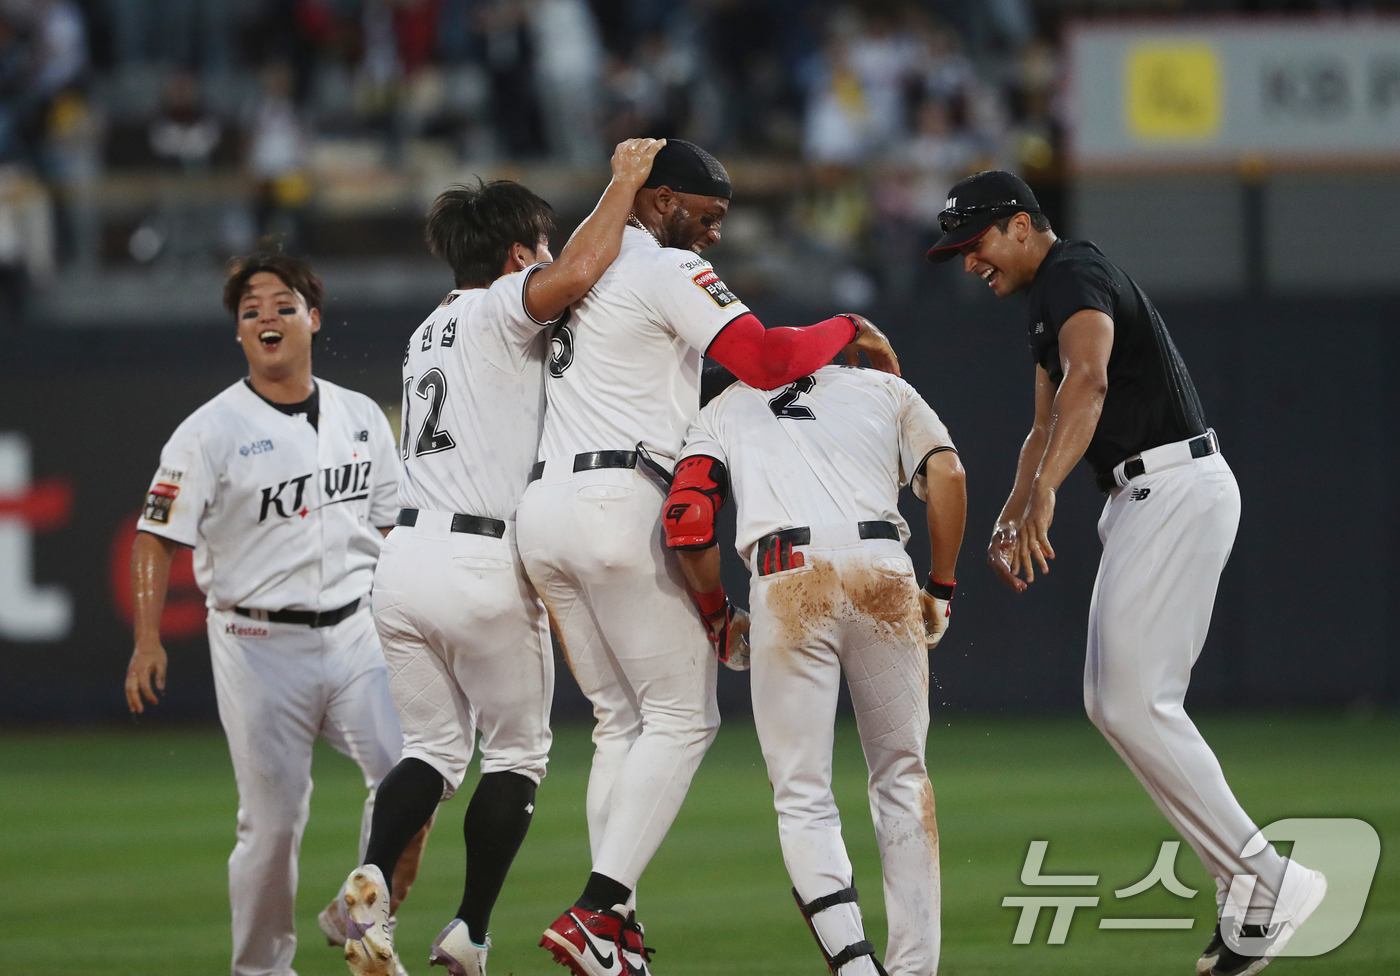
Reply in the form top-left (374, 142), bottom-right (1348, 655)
top-left (138, 378), bottom-right (404, 976)
top-left (515, 224), bottom-right (750, 888)
top-left (372, 270), bottom-right (555, 800)
top-left (679, 365), bottom-right (955, 976)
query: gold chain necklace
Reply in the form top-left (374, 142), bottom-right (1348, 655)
top-left (627, 214), bottom-right (661, 248)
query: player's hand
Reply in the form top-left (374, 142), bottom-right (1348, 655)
top-left (702, 601), bottom-right (751, 671)
top-left (840, 314), bottom-right (901, 376)
top-left (919, 589), bottom-right (951, 648)
top-left (610, 137), bottom-right (666, 189)
top-left (125, 640), bottom-right (168, 713)
top-left (1015, 484), bottom-right (1056, 582)
top-left (987, 521), bottom-right (1027, 593)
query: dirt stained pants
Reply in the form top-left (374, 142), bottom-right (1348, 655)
top-left (749, 528), bottom-right (940, 976)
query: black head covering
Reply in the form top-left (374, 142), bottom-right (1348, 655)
top-left (925, 170), bottom-right (1041, 263)
top-left (643, 139), bottom-right (732, 200)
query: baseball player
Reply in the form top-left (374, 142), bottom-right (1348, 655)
top-left (664, 363), bottom-right (965, 976)
top-left (516, 137), bottom-right (901, 976)
top-left (927, 170), bottom-right (1327, 976)
top-left (124, 251), bottom-right (426, 976)
top-left (335, 139), bottom-right (665, 976)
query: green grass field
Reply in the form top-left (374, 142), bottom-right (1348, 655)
top-left (1, 713), bottom-right (1395, 976)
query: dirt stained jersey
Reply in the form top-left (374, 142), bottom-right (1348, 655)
top-left (137, 379), bottom-right (401, 612)
top-left (680, 365), bottom-right (955, 563)
top-left (398, 267), bottom-right (555, 519)
top-left (538, 224), bottom-right (751, 466)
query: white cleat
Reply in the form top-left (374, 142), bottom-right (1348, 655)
top-left (429, 919), bottom-right (489, 976)
top-left (343, 865), bottom-right (408, 976)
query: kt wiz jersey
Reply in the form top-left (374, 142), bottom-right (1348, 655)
top-left (538, 224), bottom-right (751, 467)
top-left (137, 379), bottom-right (401, 612)
top-left (679, 365), bottom-right (954, 564)
top-left (398, 268), bottom-right (555, 520)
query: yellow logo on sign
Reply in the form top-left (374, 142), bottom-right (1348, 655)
top-left (1125, 43), bottom-right (1222, 140)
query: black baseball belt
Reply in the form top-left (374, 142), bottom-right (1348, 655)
top-left (394, 507), bottom-right (505, 538)
top-left (755, 520), bottom-right (900, 577)
top-left (234, 597), bottom-right (361, 628)
top-left (1095, 430), bottom-right (1219, 493)
top-left (529, 449), bottom-right (674, 486)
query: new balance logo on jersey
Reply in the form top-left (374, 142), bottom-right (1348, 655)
top-left (1130, 487), bottom-right (1151, 501)
top-left (1034, 321), bottom-right (1045, 334)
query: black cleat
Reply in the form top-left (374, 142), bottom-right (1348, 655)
top-left (1196, 922), bottom-right (1225, 975)
top-left (1210, 923), bottom-right (1272, 976)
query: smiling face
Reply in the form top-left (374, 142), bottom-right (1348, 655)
top-left (236, 271), bottom-right (319, 381)
top-left (655, 189), bottom-right (729, 253)
top-left (958, 213), bottom-right (1045, 297)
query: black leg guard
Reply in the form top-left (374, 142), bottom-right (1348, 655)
top-left (792, 886), bottom-right (887, 975)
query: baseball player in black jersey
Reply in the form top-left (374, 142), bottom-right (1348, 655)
top-left (927, 171), bottom-right (1327, 976)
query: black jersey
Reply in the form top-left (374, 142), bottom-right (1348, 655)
top-left (1026, 239), bottom-right (1206, 475)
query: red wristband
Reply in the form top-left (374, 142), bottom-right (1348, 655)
top-left (693, 587), bottom-right (726, 617)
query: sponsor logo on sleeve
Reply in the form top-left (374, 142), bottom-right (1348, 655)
top-left (157, 466), bottom-right (184, 482)
top-left (692, 268), bottom-right (738, 308)
top-left (239, 439), bottom-right (274, 457)
top-left (678, 255), bottom-right (707, 273)
top-left (143, 482), bottom-right (180, 523)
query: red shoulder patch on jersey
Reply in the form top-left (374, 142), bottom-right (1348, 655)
top-left (143, 483), bottom-right (180, 523)
top-left (692, 269), bottom-right (739, 308)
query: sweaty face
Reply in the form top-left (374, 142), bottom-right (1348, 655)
top-left (236, 272), bottom-right (319, 378)
top-left (959, 223), bottom-right (1031, 297)
top-left (660, 193), bottom-right (728, 253)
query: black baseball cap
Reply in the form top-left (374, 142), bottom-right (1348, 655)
top-left (925, 170), bottom-right (1041, 263)
top-left (642, 139), bottom-right (732, 200)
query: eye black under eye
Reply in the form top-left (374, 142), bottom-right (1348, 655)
top-left (278, 307), bottom-right (295, 315)
top-left (241, 310), bottom-right (257, 319)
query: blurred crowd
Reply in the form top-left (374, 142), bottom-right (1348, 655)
top-left (0, 0), bottom-right (1386, 317)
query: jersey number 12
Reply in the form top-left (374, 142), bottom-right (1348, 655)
top-left (402, 368), bottom-right (457, 459)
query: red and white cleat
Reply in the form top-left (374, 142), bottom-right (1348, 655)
top-left (540, 906), bottom-right (645, 976)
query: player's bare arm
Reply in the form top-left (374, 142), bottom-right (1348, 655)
top-left (989, 366), bottom-right (1054, 593)
top-left (523, 137), bottom-right (666, 322)
top-left (918, 449), bottom-right (967, 647)
top-left (125, 529), bottom-right (180, 713)
top-left (1012, 309), bottom-right (1112, 582)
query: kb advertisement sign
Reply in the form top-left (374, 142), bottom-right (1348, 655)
top-left (1067, 18), bottom-right (1400, 170)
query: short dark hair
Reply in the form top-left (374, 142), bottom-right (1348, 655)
top-left (223, 250), bottom-right (323, 316)
top-left (426, 180), bottom-right (557, 288)
top-left (995, 211), bottom-right (1053, 234)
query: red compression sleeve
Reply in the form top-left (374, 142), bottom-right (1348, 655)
top-left (707, 312), bottom-right (858, 391)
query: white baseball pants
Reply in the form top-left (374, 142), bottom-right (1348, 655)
top-left (371, 514), bottom-right (554, 795)
top-left (749, 529), bottom-right (940, 976)
top-left (517, 463), bottom-right (719, 889)
top-left (207, 606), bottom-right (402, 976)
top-left (1085, 451), bottom-right (1294, 923)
